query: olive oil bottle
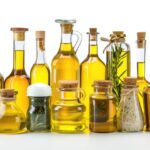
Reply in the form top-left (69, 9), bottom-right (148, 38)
top-left (51, 19), bottom-right (82, 104)
top-left (5, 28), bottom-right (30, 115)
top-left (105, 31), bottom-right (130, 104)
top-left (0, 73), bottom-right (4, 89)
top-left (80, 28), bottom-right (105, 131)
top-left (136, 32), bottom-right (149, 113)
top-left (30, 31), bottom-right (50, 85)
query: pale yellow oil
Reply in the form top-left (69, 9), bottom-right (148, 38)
top-left (80, 45), bottom-right (106, 131)
top-left (51, 44), bottom-right (80, 104)
top-left (106, 50), bottom-right (130, 81)
top-left (137, 62), bottom-right (149, 113)
top-left (31, 64), bottom-right (50, 85)
top-left (0, 101), bottom-right (26, 133)
top-left (5, 50), bottom-right (30, 115)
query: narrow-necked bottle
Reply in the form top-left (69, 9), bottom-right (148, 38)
top-left (5, 28), bottom-right (30, 115)
top-left (80, 28), bottom-right (106, 131)
top-left (51, 19), bottom-right (82, 104)
top-left (136, 32), bottom-right (149, 113)
top-left (30, 31), bottom-right (50, 85)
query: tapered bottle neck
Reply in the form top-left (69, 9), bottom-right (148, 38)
top-left (35, 38), bottom-right (46, 64)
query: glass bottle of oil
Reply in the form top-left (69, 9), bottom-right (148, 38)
top-left (105, 31), bottom-right (130, 105)
top-left (80, 28), bottom-right (106, 131)
top-left (51, 19), bottom-right (82, 105)
top-left (0, 73), bottom-right (4, 89)
top-left (30, 31), bottom-right (50, 85)
top-left (52, 80), bottom-right (86, 133)
top-left (90, 80), bottom-right (116, 133)
top-left (0, 89), bottom-right (26, 134)
top-left (136, 32), bottom-right (148, 113)
top-left (5, 28), bottom-right (30, 115)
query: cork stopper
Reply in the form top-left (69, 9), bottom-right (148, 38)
top-left (59, 80), bottom-right (78, 89)
top-left (90, 28), bottom-right (97, 35)
top-left (110, 31), bottom-right (126, 38)
top-left (0, 89), bottom-right (17, 101)
top-left (93, 80), bottom-right (113, 87)
top-left (88, 28), bottom-right (98, 41)
top-left (137, 32), bottom-right (146, 48)
top-left (36, 31), bottom-right (45, 39)
top-left (123, 77), bottom-right (137, 86)
top-left (11, 27), bottom-right (28, 41)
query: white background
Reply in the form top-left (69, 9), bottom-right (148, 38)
top-left (0, 0), bottom-right (150, 149)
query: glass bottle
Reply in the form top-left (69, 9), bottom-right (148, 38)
top-left (117, 77), bottom-right (144, 132)
top-left (136, 32), bottom-right (149, 113)
top-left (5, 28), bottom-right (30, 115)
top-left (80, 28), bottom-right (106, 131)
top-left (52, 80), bottom-right (86, 133)
top-left (51, 19), bottom-right (82, 105)
top-left (0, 89), bottom-right (26, 133)
top-left (106, 31), bottom-right (130, 105)
top-left (27, 83), bottom-right (51, 132)
top-left (90, 80), bottom-right (116, 133)
top-left (0, 73), bottom-right (4, 89)
top-left (30, 31), bottom-right (50, 85)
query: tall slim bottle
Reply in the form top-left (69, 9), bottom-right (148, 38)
top-left (51, 19), bottom-right (82, 104)
top-left (136, 32), bottom-right (149, 113)
top-left (80, 28), bottom-right (106, 131)
top-left (5, 28), bottom-right (30, 115)
top-left (30, 31), bottom-right (50, 85)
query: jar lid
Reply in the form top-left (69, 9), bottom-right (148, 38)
top-left (93, 80), bottom-right (113, 87)
top-left (27, 83), bottom-right (51, 97)
top-left (110, 31), bottom-right (126, 38)
top-left (59, 80), bottom-right (78, 89)
top-left (123, 77), bottom-right (137, 86)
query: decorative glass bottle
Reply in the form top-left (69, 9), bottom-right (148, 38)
top-left (5, 28), bottom-right (30, 115)
top-left (90, 80), bottom-right (116, 133)
top-left (51, 19), bottom-right (82, 105)
top-left (30, 31), bottom-right (50, 85)
top-left (27, 83), bottom-right (51, 132)
top-left (0, 89), bottom-right (26, 133)
top-left (102, 31), bottom-right (130, 105)
top-left (52, 80), bottom-right (86, 133)
top-left (117, 77), bottom-right (144, 132)
top-left (136, 32), bottom-right (149, 113)
top-left (80, 28), bottom-right (106, 131)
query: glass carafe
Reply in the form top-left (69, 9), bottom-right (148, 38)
top-left (52, 80), bottom-right (86, 133)
top-left (117, 77), bottom-right (144, 132)
top-left (0, 89), bottom-right (26, 134)
top-left (51, 19), bottom-right (82, 105)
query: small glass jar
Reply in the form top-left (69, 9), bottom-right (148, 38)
top-left (27, 83), bottom-right (51, 132)
top-left (90, 80), bottom-right (116, 133)
top-left (52, 80), bottom-right (86, 133)
top-left (0, 89), bottom-right (26, 134)
top-left (117, 77), bottom-right (144, 132)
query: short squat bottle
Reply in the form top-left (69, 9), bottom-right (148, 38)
top-left (117, 77), bottom-right (144, 132)
top-left (0, 89), bottom-right (26, 133)
top-left (90, 80), bottom-right (117, 133)
top-left (52, 80), bottom-right (86, 133)
top-left (27, 83), bottom-right (51, 132)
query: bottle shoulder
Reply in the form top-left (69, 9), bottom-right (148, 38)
top-left (31, 64), bottom-right (50, 73)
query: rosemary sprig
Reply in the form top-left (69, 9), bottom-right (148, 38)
top-left (107, 43), bottom-right (127, 105)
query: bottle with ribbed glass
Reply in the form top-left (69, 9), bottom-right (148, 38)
top-left (136, 32), bottom-right (149, 113)
top-left (5, 28), bottom-right (30, 115)
top-left (30, 31), bottom-right (50, 85)
top-left (51, 19), bottom-right (82, 105)
top-left (80, 28), bottom-right (106, 131)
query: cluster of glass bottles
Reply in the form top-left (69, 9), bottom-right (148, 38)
top-left (0, 19), bottom-right (150, 134)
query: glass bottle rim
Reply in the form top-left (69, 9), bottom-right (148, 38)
top-left (55, 19), bottom-right (76, 24)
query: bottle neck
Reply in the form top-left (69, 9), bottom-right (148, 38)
top-left (13, 40), bottom-right (25, 71)
top-left (94, 86), bottom-right (112, 95)
top-left (35, 39), bottom-right (46, 64)
top-left (88, 34), bottom-right (98, 56)
top-left (136, 40), bottom-right (146, 79)
top-left (60, 90), bottom-right (78, 100)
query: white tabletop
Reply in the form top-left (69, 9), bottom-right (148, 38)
top-left (0, 132), bottom-right (149, 150)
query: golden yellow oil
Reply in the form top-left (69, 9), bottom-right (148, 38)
top-left (52, 100), bottom-right (85, 133)
top-left (0, 101), bottom-right (26, 133)
top-left (5, 50), bottom-right (30, 115)
top-left (137, 62), bottom-right (149, 113)
top-left (0, 73), bottom-right (4, 89)
top-left (106, 50), bottom-right (130, 81)
top-left (31, 64), bottom-right (50, 85)
top-left (80, 45), bottom-right (106, 131)
top-left (51, 44), bottom-right (80, 104)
